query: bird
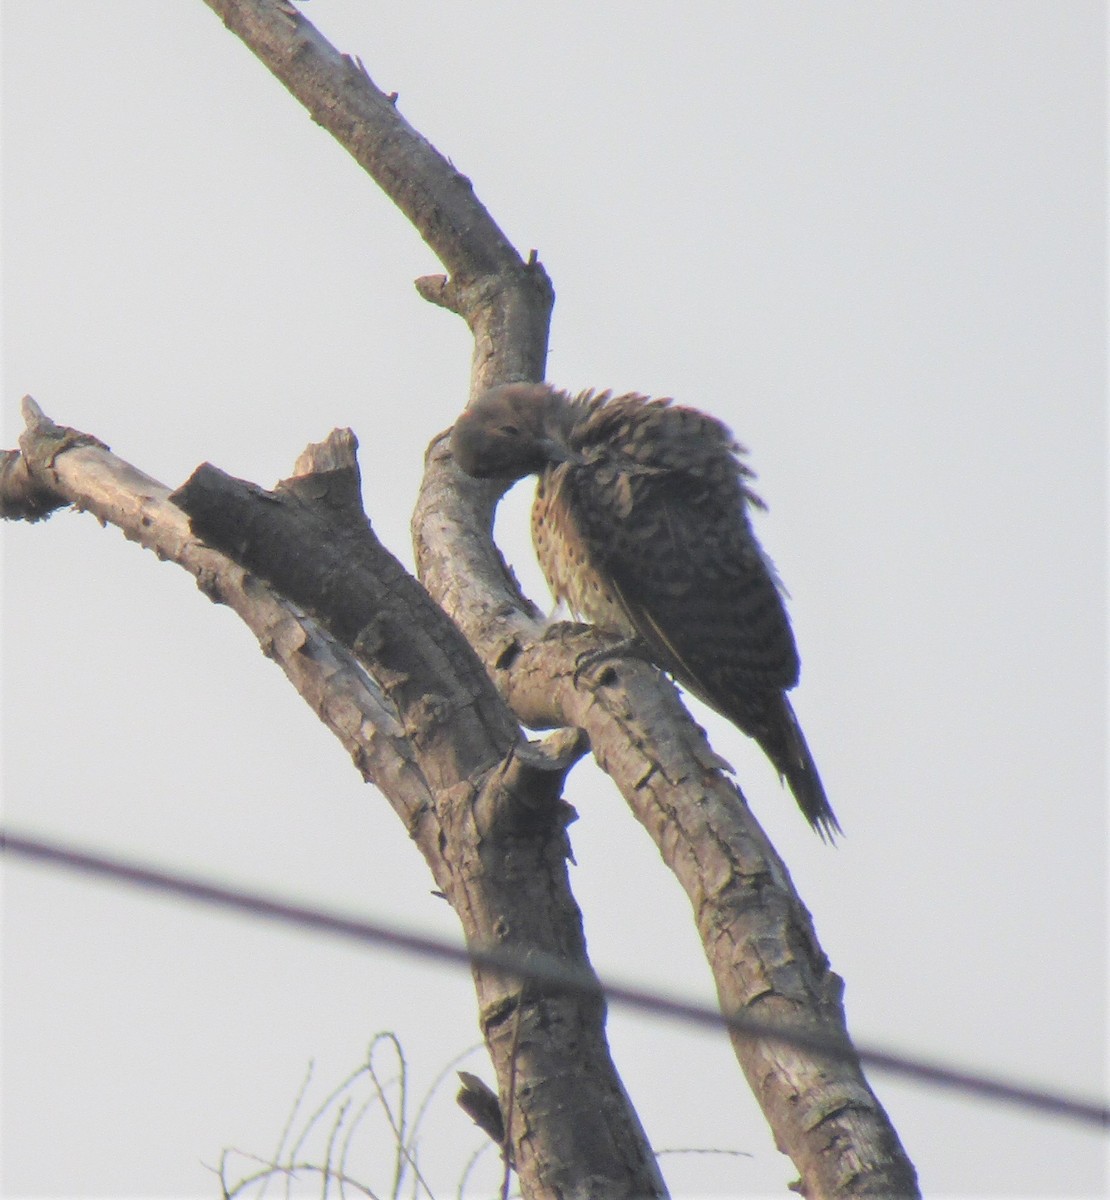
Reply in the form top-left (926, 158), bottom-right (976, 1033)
top-left (450, 382), bottom-right (840, 840)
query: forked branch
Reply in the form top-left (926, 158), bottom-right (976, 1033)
top-left (7, 401), bottom-right (666, 1199)
top-left (4, 1), bottom-right (920, 1195)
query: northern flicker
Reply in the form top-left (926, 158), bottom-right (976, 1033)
top-left (450, 382), bottom-right (840, 840)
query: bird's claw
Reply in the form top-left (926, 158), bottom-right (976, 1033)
top-left (571, 634), bottom-right (645, 689)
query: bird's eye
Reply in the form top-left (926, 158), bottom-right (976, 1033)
top-left (499, 423), bottom-right (520, 436)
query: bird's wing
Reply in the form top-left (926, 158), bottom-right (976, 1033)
top-left (566, 458), bottom-right (801, 709)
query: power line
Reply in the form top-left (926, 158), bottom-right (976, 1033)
top-left (2, 826), bottom-right (1106, 1131)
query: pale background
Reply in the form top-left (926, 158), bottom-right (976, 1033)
top-left (1, 3), bottom-right (1106, 1198)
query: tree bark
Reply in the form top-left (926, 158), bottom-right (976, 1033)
top-left (413, 438), bottom-right (920, 1198)
top-left (3, 1), bottom-right (923, 1195)
top-left (7, 404), bottom-right (666, 1198)
top-left (201, 0), bottom-right (553, 395)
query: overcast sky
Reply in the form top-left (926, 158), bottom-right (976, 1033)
top-left (2, 3), bottom-right (1106, 1198)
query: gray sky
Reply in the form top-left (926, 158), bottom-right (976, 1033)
top-left (2, 3), bottom-right (1106, 1198)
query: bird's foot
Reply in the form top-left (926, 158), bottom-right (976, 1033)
top-left (571, 634), bottom-right (648, 690)
top-left (536, 621), bottom-right (649, 689)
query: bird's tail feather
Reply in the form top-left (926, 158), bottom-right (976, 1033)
top-left (760, 694), bottom-right (841, 842)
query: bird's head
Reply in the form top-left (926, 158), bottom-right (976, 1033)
top-left (450, 382), bottom-right (578, 480)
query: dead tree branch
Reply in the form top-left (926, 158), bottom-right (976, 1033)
top-left (201, 0), bottom-right (552, 394)
top-left (4, 1), bottom-right (920, 1195)
top-left (414, 437), bottom-right (919, 1197)
top-left (6, 402), bottom-right (666, 1199)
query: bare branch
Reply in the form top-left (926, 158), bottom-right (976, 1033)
top-left (191, 0), bottom-right (924, 1183)
top-left (170, 443), bottom-right (519, 785)
top-left (1, 397), bottom-right (96, 521)
top-left (8, 2), bottom-right (921, 1194)
top-left (414, 435), bottom-right (921, 1196)
top-left (5, 391), bottom-right (665, 1198)
top-left (200, 0), bottom-right (552, 394)
top-left (166, 436), bottom-right (668, 1199)
top-left (12, 400), bottom-right (430, 826)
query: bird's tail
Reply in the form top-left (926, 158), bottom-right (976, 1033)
top-left (758, 693), bottom-right (842, 842)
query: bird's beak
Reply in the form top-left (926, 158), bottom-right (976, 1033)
top-left (539, 437), bottom-right (585, 466)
